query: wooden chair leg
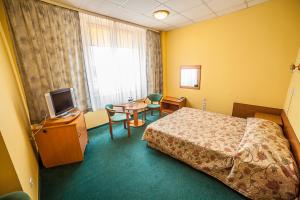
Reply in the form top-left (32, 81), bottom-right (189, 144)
top-left (123, 121), bottom-right (127, 129)
top-left (127, 120), bottom-right (131, 137)
top-left (109, 123), bottom-right (113, 139)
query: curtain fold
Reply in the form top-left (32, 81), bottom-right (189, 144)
top-left (146, 30), bottom-right (163, 94)
top-left (79, 13), bottom-right (147, 111)
top-left (4, 0), bottom-right (90, 123)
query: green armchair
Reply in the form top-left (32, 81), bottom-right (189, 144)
top-left (145, 93), bottom-right (163, 117)
top-left (105, 104), bottom-right (131, 139)
top-left (0, 191), bottom-right (30, 200)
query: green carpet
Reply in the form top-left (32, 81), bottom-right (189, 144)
top-left (41, 112), bottom-right (246, 200)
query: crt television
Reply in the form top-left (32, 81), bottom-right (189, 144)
top-left (45, 88), bottom-right (76, 118)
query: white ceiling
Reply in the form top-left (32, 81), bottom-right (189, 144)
top-left (53, 0), bottom-right (269, 31)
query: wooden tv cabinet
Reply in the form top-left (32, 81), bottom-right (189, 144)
top-left (33, 111), bottom-right (88, 168)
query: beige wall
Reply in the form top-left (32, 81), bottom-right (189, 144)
top-left (284, 49), bottom-right (300, 140)
top-left (84, 110), bottom-right (108, 129)
top-left (162, 0), bottom-right (300, 115)
top-left (0, 0), bottom-right (39, 199)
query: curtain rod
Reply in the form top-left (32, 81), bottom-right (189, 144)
top-left (41, 0), bottom-right (160, 33)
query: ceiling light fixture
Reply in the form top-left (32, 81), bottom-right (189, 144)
top-left (153, 10), bottom-right (169, 20)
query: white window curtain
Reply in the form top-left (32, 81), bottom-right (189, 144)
top-left (79, 13), bottom-right (147, 111)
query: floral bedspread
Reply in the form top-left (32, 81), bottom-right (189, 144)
top-left (142, 107), bottom-right (299, 199)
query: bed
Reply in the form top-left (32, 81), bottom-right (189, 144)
top-left (142, 107), bottom-right (299, 199)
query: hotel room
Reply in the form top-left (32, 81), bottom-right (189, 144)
top-left (0, 0), bottom-right (300, 199)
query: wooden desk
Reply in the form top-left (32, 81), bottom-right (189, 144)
top-left (255, 112), bottom-right (283, 126)
top-left (161, 96), bottom-right (186, 114)
top-left (32, 111), bottom-right (88, 168)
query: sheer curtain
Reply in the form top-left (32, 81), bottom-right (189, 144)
top-left (80, 13), bottom-right (147, 111)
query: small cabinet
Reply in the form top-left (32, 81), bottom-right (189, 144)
top-left (161, 96), bottom-right (186, 114)
top-left (33, 112), bottom-right (88, 168)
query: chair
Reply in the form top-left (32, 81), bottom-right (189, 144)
top-left (0, 191), bottom-right (30, 200)
top-left (105, 104), bottom-right (131, 139)
top-left (145, 93), bottom-right (163, 117)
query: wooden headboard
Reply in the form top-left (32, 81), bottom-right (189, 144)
top-left (232, 102), bottom-right (282, 118)
top-left (232, 102), bottom-right (300, 170)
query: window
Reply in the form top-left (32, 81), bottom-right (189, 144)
top-left (80, 13), bottom-right (147, 110)
top-left (180, 65), bottom-right (201, 89)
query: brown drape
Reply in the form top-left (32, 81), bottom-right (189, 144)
top-left (146, 30), bottom-right (163, 94)
top-left (4, 0), bottom-right (90, 123)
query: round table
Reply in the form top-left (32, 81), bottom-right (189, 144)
top-left (123, 102), bottom-right (147, 127)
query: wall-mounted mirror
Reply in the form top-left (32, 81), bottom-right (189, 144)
top-left (180, 65), bottom-right (201, 89)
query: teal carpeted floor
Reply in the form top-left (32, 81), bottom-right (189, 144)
top-left (41, 111), bottom-right (246, 200)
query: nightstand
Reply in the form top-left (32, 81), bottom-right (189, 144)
top-left (254, 112), bottom-right (283, 126)
top-left (160, 96), bottom-right (186, 114)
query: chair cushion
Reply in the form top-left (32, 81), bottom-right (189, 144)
top-left (147, 104), bottom-right (160, 109)
top-left (111, 113), bottom-right (127, 122)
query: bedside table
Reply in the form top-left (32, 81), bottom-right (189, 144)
top-left (160, 96), bottom-right (186, 114)
top-left (254, 112), bottom-right (283, 126)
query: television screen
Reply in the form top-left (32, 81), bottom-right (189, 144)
top-left (50, 88), bottom-right (74, 116)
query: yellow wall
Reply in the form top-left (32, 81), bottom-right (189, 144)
top-left (0, 0), bottom-right (28, 116)
top-left (162, 0), bottom-right (300, 115)
top-left (284, 49), bottom-right (300, 140)
top-left (0, 0), bottom-right (39, 199)
top-left (0, 133), bottom-right (21, 194)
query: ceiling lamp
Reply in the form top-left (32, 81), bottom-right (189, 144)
top-left (153, 10), bottom-right (169, 20)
